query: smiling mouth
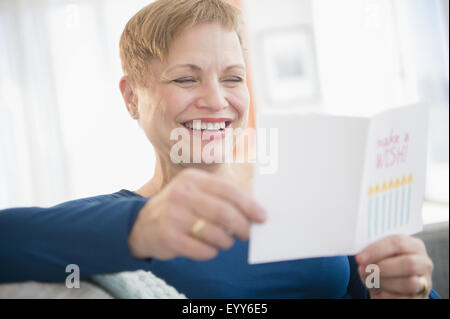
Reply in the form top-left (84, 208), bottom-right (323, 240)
top-left (181, 120), bottom-right (233, 132)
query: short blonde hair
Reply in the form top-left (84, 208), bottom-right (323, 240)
top-left (119, 0), bottom-right (244, 87)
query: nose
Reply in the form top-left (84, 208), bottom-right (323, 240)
top-left (195, 80), bottom-right (229, 111)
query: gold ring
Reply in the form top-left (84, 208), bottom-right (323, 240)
top-left (416, 276), bottom-right (429, 298)
top-left (191, 218), bottom-right (206, 239)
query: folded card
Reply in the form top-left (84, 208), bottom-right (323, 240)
top-left (249, 104), bottom-right (429, 264)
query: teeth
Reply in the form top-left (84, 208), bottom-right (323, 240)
top-left (183, 121), bottom-right (228, 131)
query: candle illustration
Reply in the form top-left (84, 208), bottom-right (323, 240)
top-left (381, 182), bottom-right (387, 234)
top-left (374, 184), bottom-right (380, 236)
top-left (387, 179), bottom-right (393, 231)
top-left (406, 174), bottom-right (413, 224)
top-left (400, 176), bottom-right (407, 226)
top-left (367, 175), bottom-right (412, 237)
top-left (368, 186), bottom-right (373, 239)
top-left (393, 178), bottom-right (400, 228)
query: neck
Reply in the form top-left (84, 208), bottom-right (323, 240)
top-left (135, 153), bottom-right (253, 198)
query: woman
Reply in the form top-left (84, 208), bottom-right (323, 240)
top-left (0, 0), bottom-right (437, 299)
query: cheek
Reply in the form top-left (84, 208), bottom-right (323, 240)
top-left (156, 85), bottom-right (250, 121)
top-left (159, 86), bottom-right (193, 119)
top-left (229, 88), bottom-right (250, 117)
top-left (138, 89), bottom-right (189, 145)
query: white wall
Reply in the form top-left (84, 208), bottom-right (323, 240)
top-left (0, 0), bottom-right (156, 208)
top-left (48, 0), bottom-right (156, 202)
top-left (242, 0), bottom-right (318, 113)
top-left (243, 0), bottom-right (412, 116)
top-left (313, 0), bottom-right (415, 115)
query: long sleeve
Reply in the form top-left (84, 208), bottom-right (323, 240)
top-left (347, 256), bottom-right (370, 298)
top-left (0, 196), bottom-right (152, 283)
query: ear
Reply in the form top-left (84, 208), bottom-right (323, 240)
top-left (119, 76), bottom-right (139, 120)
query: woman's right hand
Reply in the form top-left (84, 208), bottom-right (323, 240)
top-left (127, 169), bottom-right (267, 261)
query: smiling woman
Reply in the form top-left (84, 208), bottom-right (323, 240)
top-left (118, 0), bottom-right (251, 192)
top-left (0, 0), bottom-right (441, 300)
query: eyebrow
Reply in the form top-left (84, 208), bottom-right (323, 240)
top-left (164, 63), bottom-right (246, 74)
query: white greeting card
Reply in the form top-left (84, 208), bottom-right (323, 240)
top-left (249, 104), bottom-right (429, 264)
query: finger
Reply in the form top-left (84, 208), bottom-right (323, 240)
top-left (377, 276), bottom-right (432, 296)
top-left (173, 233), bottom-right (219, 261)
top-left (190, 170), bottom-right (267, 223)
top-left (187, 188), bottom-right (251, 240)
top-left (376, 254), bottom-right (434, 278)
top-left (198, 221), bottom-right (235, 250)
top-left (369, 289), bottom-right (424, 299)
top-left (356, 235), bottom-right (426, 266)
top-left (358, 263), bottom-right (433, 298)
top-left (168, 205), bottom-right (235, 250)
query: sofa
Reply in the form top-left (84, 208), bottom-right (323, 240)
top-left (0, 222), bottom-right (448, 299)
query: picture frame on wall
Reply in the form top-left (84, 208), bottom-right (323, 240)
top-left (258, 26), bottom-right (321, 109)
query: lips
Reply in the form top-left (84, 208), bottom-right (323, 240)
top-left (181, 118), bottom-right (233, 132)
top-left (180, 118), bottom-right (234, 140)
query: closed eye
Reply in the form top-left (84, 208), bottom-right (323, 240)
top-left (223, 77), bottom-right (243, 83)
top-left (173, 77), bottom-right (197, 84)
top-left (172, 77), bottom-right (244, 85)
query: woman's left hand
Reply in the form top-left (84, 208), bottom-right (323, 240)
top-left (355, 234), bottom-right (434, 299)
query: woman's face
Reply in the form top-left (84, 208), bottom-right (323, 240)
top-left (132, 22), bottom-right (250, 164)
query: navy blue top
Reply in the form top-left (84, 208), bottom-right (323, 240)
top-left (0, 190), bottom-right (440, 299)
